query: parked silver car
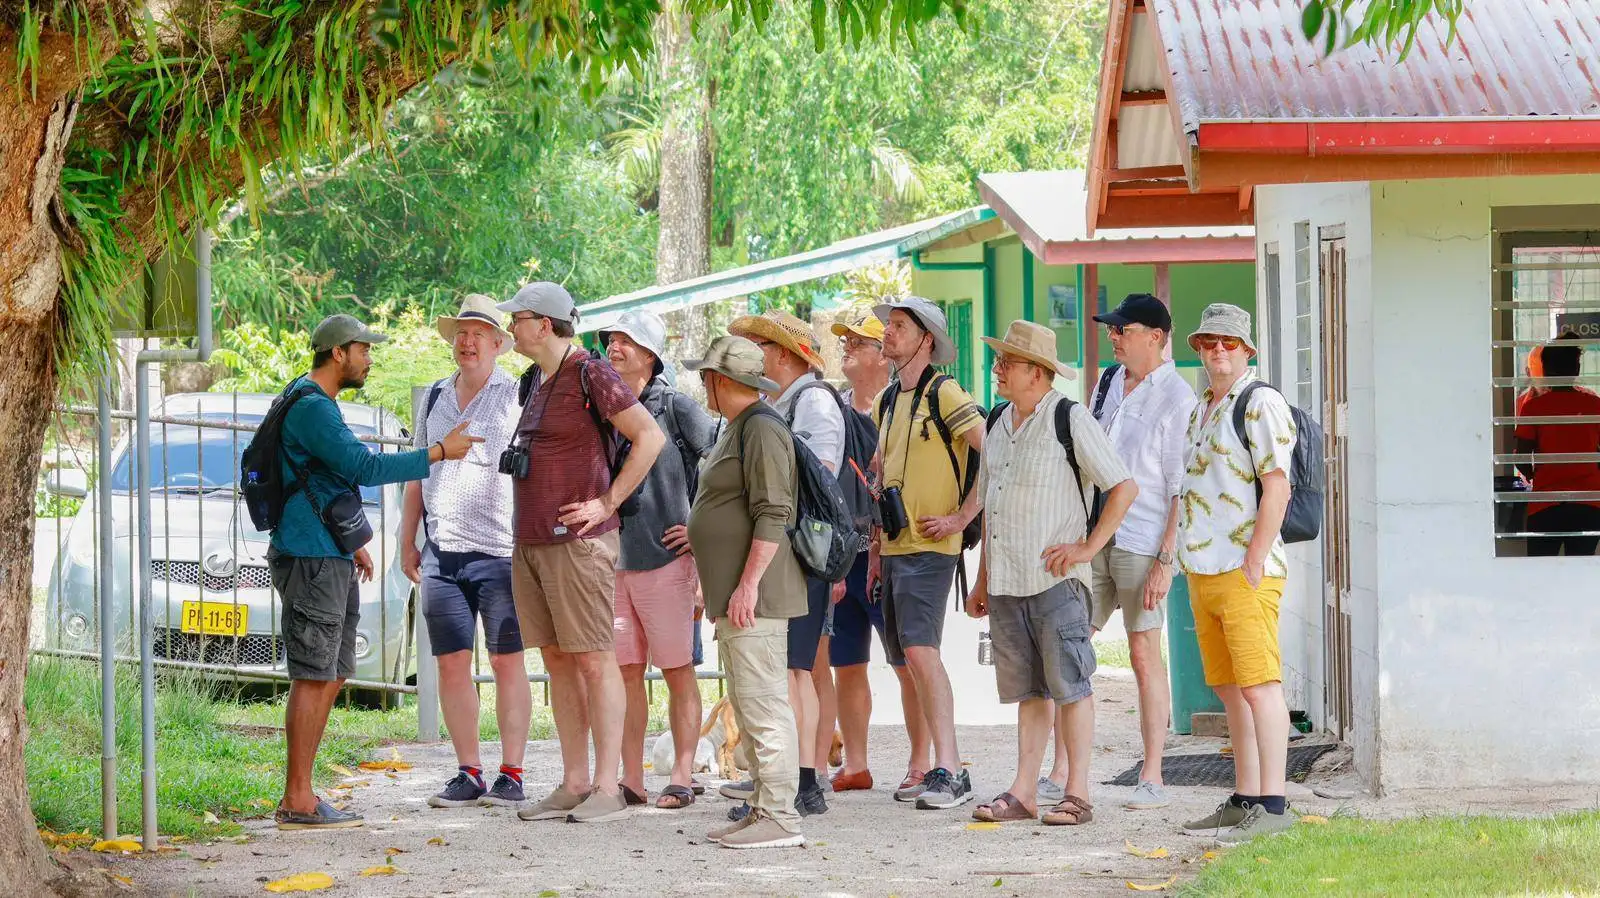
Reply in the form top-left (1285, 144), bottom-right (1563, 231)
top-left (43, 392), bottom-right (417, 691)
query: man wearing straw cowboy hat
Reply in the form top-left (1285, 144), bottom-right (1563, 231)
top-left (685, 336), bottom-right (808, 850)
top-left (871, 296), bottom-right (985, 810)
top-left (965, 320), bottom-right (1135, 827)
top-left (723, 310), bottom-right (844, 818)
top-left (398, 293), bottom-right (533, 810)
top-left (597, 309), bottom-right (719, 810)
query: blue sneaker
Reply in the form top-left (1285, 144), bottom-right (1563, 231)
top-left (428, 771), bottom-right (487, 808)
top-left (478, 773), bottom-right (526, 808)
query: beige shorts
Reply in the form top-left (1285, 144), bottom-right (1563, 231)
top-left (1089, 546), bottom-right (1167, 633)
top-left (512, 531), bottom-right (620, 653)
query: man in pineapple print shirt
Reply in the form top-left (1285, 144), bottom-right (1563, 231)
top-left (1175, 303), bottom-right (1298, 845)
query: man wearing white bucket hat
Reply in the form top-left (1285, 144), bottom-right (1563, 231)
top-left (398, 293), bottom-right (532, 810)
top-left (598, 310), bottom-right (719, 811)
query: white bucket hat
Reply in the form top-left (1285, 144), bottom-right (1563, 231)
top-left (873, 295), bottom-right (957, 366)
top-left (598, 309), bottom-right (669, 376)
top-left (437, 293), bottom-right (513, 356)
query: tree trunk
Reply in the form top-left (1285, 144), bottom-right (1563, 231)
top-left (653, 6), bottom-right (715, 392)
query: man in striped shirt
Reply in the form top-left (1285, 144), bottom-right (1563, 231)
top-left (966, 321), bottom-right (1137, 827)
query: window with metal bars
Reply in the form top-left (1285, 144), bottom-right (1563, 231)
top-left (938, 299), bottom-right (975, 397)
top-left (1491, 210), bottom-right (1600, 557)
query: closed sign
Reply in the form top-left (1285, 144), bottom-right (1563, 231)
top-left (1555, 313), bottom-right (1600, 338)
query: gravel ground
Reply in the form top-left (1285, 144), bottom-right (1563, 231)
top-left (119, 669), bottom-right (1368, 897)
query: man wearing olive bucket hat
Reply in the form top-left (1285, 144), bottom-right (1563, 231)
top-left (597, 310), bottom-right (719, 810)
top-left (684, 336), bottom-right (808, 850)
top-left (398, 293), bottom-right (532, 811)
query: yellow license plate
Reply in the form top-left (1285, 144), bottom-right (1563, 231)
top-left (180, 601), bottom-right (248, 637)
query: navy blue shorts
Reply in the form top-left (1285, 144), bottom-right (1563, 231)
top-left (420, 542), bottom-right (522, 656)
top-left (828, 552), bottom-right (901, 668)
top-left (692, 616), bottom-right (704, 667)
top-left (786, 576), bottom-right (831, 671)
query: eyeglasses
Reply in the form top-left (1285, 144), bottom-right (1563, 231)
top-left (990, 355), bottom-right (1031, 372)
top-left (841, 336), bottom-right (881, 353)
top-left (1193, 335), bottom-right (1245, 351)
top-left (511, 313), bottom-right (537, 324)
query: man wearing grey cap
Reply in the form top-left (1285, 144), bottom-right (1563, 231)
top-left (269, 314), bottom-right (481, 830)
top-left (498, 282), bottom-right (667, 825)
top-left (599, 309), bottom-right (718, 810)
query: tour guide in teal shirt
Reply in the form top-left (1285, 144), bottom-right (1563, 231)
top-left (269, 314), bottom-right (481, 831)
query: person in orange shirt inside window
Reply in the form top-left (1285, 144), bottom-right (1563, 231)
top-left (1514, 338), bottom-right (1600, 556)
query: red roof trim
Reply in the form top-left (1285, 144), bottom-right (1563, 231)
top-left (1198, 120), bottom-right (1600, 155)
top-left (1040, 237), bottom-right (1256, 266)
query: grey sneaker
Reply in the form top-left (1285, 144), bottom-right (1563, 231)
top-left (567, 788), bottom-right (630, 824)
top-left (1182, 798), bottom-right (1249, 835)
top-left (1125, 780), bottom-right (1171, 810)
top-left (1215, 804), bottom-right (1295, 845)
top-left (719, 810), bottom-right (804, 850)
top-left (517, 786), bottom-right (587, 821)
top-left (427, 772), bottom-right (487, 809)
top-left (719, 779), bottom-right (755, 801)
top-left (707, 813), bottom-right (755, 843)
top-left (796, 784), bottom-right (829, 817)
top-left (478, 773), bottom-right (526, 808)
top-left (915, 768), bottom-right (975, 810)
top-left (1037, 777), bottom-right (1065, 804)
top-left (893, 771), bottom-right (929, 802)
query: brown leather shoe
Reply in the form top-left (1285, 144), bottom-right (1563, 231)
top-left (829, 769), bottom-right (874, 792)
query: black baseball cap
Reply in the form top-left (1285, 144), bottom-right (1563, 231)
top-left (1093, 293), bottom-right (1172, 332)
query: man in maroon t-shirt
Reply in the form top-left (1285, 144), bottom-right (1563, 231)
top-left (497, 282), bottom-right (666, 824)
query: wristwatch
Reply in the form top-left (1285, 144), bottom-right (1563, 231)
top-left (1156, 550), bottom-right (1175, 566)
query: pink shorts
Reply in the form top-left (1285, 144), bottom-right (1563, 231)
top-left (613, 555), bottom-right (699, 670)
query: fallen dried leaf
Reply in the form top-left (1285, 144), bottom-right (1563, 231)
top-left (1123, 841), bottom-right (1169, 859)
top-left (263, 872), bottom-right (335, 893)
top-left (992, 877), bottom-right (1003, 887)
top-left (358, 760), bottom-right (414, 772)
top-left (1219, 746), bottom-right (1234, 755)
top-left (1298, 814), bottom-right (1329, 825)
top-left (965, 822), bottom-right (1001, 831)
top-left (359, 865), bottom-right (397, 877)
top-left (92, 839), bottom-right (143, 854)
top-left (539, 891), bottom-right (559, 898)
top-left (203, 811), bottom-right (221, 825)
top-left (427, 837), bottom-right (448, 846)
top-left (1319, 878), bottom-right (1338, 884)
top-left (330, 765), bottom-right (356, 777)
top-left (1256, 856), bottom-right (1271, 865)
top-left (1126, 876), bottom-right (1178, 892)
top-left (385, 847), bottom-right (407, 857)
top-left (38, 828), bottom-right (96, 850)
top-left (1202, 850), bottom-right (1220, 861)
top-left (111, 874), bottom-right (133, 886)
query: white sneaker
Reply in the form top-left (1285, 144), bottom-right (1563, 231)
top-left (1124, 780), bottom-right (1171, 810)
top-left (1037, 777), bottom-right (1065, 804)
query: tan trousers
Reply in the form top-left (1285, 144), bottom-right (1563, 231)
top-left (716, 616), bottom-right (801, 831)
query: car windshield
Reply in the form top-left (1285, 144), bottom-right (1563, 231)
top-left (108, 415), bottom-right (385, 504)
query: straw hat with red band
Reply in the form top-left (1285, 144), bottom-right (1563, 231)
top-left (728, 311), bottom-right (826, 372)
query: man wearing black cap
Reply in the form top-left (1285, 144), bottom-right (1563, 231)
top-left (1038, 294), bottom-right (1196, 812)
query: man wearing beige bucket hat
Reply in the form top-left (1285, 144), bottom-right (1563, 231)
top-left (728, 310), bottom-right (845, 817)
top-left (683, 336), bottom-right (807, 850)
top-left (966, 320), bottom-right (1136, 827)
top-left (399, 293), bottom-right (531, 811)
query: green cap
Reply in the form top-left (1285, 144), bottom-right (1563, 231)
top-left (311, 314), bottom-right (389, 352)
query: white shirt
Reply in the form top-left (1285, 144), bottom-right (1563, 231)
top-left (413, 367), bottom-right (520, 556)
top-left (1177, 369), bottom-right (1298, 578)
top-left (980, 391), bottom-right (1132, 596)
top-left (1094, 362), bottom-right (1198, 557)
top-left (774, 373), bottom-right (845, 473)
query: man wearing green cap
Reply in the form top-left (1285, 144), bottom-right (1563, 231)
top-left (269, 314), bottom-right (481, 830)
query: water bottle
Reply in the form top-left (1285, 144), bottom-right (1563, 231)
top-left (977, 630), bottom-right (993, 666)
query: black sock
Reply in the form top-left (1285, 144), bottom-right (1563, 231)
top-left (800, 767), bottom-right (818, 791)
top-left (1229, 793), bottom-right (1253, 808)
top-left (1257, 794), bottom-right (1287, 815)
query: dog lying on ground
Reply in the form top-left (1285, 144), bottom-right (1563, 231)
top-left (649, 696), bottom-right (845, 780)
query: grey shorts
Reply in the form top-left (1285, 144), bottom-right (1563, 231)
top-left (267, 550), bottom-right (360, 682)
top-left (989, 578), bottom-right (1096, 705)
top-left (881, 551), bottom-right (961, 665)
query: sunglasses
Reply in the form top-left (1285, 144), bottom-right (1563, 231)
top-left (1193, 335), bottom-right (1245, 351)
top-left (1107, 323), bottom-right (1155, 337)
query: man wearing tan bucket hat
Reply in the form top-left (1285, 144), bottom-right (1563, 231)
top-left (399, 293), bottom-right (532, 810)
top-left (966, 320), bottom-right (1136, 827)
top-left (727, 310), bottom-right (845, 818)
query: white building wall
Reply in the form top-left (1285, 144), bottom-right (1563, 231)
top-left (1255, 182), bottom-right (1380, 786)
top-left (1366, 175), bottom-right (1600, 790)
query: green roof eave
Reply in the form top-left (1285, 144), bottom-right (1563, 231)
top-left (894, 206), bottom-right (996, 256)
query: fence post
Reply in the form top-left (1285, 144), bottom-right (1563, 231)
top-left (97, 372), bottom-right (118, 839)
top-left (411, 386), bottom-right (440, 742)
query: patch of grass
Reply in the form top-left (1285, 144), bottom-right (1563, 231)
top-left (1092, 636), bottom-right (1169, 671)
top-left (1183, 811), bottom-right (1600, 896)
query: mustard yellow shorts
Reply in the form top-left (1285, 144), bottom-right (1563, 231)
top-left (1186, 568), bottom-right (1286, 689)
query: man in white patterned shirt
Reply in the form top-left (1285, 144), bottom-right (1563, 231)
top-left (1175, 303), bottom-right (1297, 844)
top-left (1040, 294), bottom-right (1196, 812)
top-left (399, 294), bottom-right (530, 810)
top-left (965, 321), bottom-right (1136, 827)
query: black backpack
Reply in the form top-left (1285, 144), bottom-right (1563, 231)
top-left (876, 366), bottom-right (984, 551)
top-left (788, 380), bottom-right (879, 536)
top-left (639, 381), bottom-right (711, 503)
top-left (985, 397), bottom-right (1089, 519)
top-left (739, 407), bottom-right (862, 583)
top-left (1232, 381), bottom-right (1324, 544)
top-left (241, 379), bottom-right (322, 532)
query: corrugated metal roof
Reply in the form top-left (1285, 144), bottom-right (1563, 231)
top-left (576, 211), bottom-right (970, 333)
top-left (980, 170), bottom-right (1251, 244)
top-left (1152, 0), bottom-right (1600, 132)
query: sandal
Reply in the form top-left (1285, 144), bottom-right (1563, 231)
top-left (1042, 795), bottom-right (1094, 826)
top-left (972, 791), bottom-right (1036, 823)
top-left (621, 785), bottom-right (650, 807)
top-left (656, 784), bottom-right (695, 809)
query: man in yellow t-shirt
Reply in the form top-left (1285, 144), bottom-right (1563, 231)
top-left (868, 296), bottom-right (984, 811)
